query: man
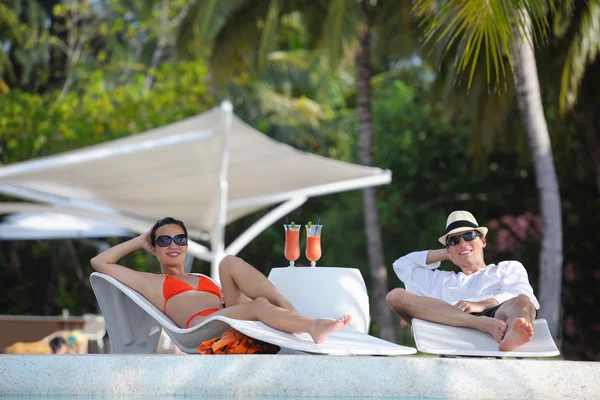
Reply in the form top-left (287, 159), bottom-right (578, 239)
top-left (386, 210), bottom-right (539, 351)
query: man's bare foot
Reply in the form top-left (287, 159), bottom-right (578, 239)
top-left (311, 315), bottom-right (352, 344)
top-left (499, 318), bottom-right (534, 351)
top-left (476, 317), bottom-right (507, 342)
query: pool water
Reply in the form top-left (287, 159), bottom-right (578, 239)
top-left (0, 397), bottom-right (454, 400)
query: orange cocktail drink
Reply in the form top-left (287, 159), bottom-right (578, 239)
top-left (306, 236), bottom-right (321, 263)
top-left (305, 224), bottom-right (322, 267)
top-left (284, 224), bottom-right (301, 266)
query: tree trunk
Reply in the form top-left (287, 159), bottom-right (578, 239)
top-left (512, 10), bottom-right (563, 339)
top-left (355, 26), bottom-right (397, 343)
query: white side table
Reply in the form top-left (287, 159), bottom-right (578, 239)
top-left (268, 266), bottom-right (370, 333)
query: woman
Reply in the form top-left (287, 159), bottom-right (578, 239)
top-left (90, 217), bottom-right (351, 344)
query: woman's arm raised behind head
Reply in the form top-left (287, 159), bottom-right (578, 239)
top-left (90, 229), bottom-right (157, 293)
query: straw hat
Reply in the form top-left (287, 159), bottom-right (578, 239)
top-left (438, 210), bottom-right (488, 245)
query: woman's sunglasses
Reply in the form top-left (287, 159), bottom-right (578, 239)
top-left (155, 234), bottom-right (188, 247)
top-left (446, 231), bottom-right (482, 247)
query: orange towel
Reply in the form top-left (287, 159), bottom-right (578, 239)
top-left (197, 329), bottom-right (279, 355)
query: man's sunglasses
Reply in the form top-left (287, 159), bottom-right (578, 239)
top-left (446, 231), bottom-right (482, 247)
top-left (155, 234), bottom-right (188, 247)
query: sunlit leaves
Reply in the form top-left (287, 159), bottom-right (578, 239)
top-left (0, 62), bottom-right (213, 165)
top-left (413, 0), bottom-right (564, 89)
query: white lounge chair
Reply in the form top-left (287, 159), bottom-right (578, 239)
top-left (81, 314), bottom-right (107, 353)
top-left (90, 271), bottom-right (416, 356)
top-left (412, 317), bottom-right (560, 358)
top-left (267, 266), bottom-right (371, 333)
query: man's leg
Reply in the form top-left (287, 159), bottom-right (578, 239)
top-left (386, 288), bottom-right (507, 342)
top-left (494, 295), bottom-right (536, 351)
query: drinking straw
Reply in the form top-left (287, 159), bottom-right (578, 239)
top-left (285, 217), bottom-right (289, 225)
top-left (316, 216), bottom-right (320, 225)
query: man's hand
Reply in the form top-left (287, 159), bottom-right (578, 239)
top-left (454, 299), bottom-right (499, 314)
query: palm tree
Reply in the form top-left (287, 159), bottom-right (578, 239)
top-left (342, 0), bottom-right (415, 343)
top-left (414, 0), bottom-right (565, 338)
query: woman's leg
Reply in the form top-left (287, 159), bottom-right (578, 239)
top-left (199, 297), bottom-right (351, 344)
top-left (219, 255), bottom-right (297, 313)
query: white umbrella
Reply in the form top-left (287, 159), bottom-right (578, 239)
top-left (0, 102), bottom-right (392, 278)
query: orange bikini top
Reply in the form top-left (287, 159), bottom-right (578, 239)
top-left (162, 274), bottom-right (222, 313)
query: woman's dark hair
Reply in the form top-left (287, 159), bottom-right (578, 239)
top-left (150, 217), bottom-right (188, 246)
top-left (49, 337), bottom-right (67, 353)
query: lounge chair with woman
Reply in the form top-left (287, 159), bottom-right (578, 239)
top-left (90, 217), bottom-right (351, 345)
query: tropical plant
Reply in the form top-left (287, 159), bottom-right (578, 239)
top-left (0, 0), bottom-right (193, 96)
top-left (413, 0), bottom-right (566, 338)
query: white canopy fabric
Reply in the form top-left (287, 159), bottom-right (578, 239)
top-left (0, 102), bottom-right (391, 279)
top-left (0, 212), bottom-right (133, 240)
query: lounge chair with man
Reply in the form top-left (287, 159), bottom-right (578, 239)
top-left (386, 210), bottom-right (559, 357)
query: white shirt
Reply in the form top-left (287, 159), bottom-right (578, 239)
top-left (392, 250), bottom-right (540, 309)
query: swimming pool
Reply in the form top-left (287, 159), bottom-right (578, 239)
top-left (0, 397), bottom-right (441, 400)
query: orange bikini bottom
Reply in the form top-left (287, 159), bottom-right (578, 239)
top-left (185, 308), bottom-right (220, 328)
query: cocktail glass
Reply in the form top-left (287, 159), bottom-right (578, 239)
top-left (305, 224), bottom-right (322, 267)
top-left (284, 224), bottom-right (301, 267)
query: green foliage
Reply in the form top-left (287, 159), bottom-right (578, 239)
top-left (0, 61), bottom-right (213, 164)
top-left (0, 60), bottom-right (214, 315)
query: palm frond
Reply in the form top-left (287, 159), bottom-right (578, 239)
top-left (263, 50), bottom-right (314, 93)
top-left (322, 0), bottom-right (362, 71)
top-left (413, 0), bottom-right (562, 89)
top-left (261, 49), bottom-right (353, 106)
top-left (257, 83), bottom-right (323, 130)
top-left (559, 0), bottom-right (600, 113)
top-left (0, 2), bottom-right (20, 42)
top-left (0, 2), bottom-right (14, 25)
top-left (208, 1), bottom-right (272, 82)
top-left (175, 0), bottom-right (244, 59)
top-left (372, 0), bottom-right (419, 61)
top-left (0, 45), bottom-right (16, 83)
top-left (25, 0), bottom-right (47, 34)
top-left (258, 0), bottom-right (281, 69)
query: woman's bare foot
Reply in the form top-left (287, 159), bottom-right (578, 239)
top-left (311, 315), bottom-right (352, 344)
top-left (476, 317), bottom-right (507, 342)
top-left (499, 318), bottom-right (534, 351)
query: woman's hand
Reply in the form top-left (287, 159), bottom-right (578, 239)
top-left (137, 228), bottom-right (154, 254)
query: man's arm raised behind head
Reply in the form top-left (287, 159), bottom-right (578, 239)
top-left (392, 250), bottom-right (449, 297)
top-left (425, 249), bottom-right (450, 264)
